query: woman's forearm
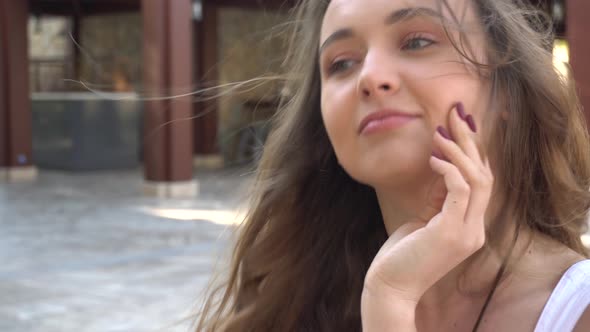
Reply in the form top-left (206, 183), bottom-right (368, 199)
top-left (361, 286), bottom-right (418, 332)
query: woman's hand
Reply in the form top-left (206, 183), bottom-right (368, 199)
top-left (362, 103), bottom-right (494, 330)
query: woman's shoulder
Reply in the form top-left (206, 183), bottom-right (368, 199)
top-left (534, 258), bottom-right (590, 332)
top-left (542, 257), bottom-right (590, 306)
top-left (481, 237), bottom-right (587, 332)
top-left (556, 258), bottom-right (590, 279)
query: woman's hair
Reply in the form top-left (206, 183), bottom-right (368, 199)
top-left (195, 0), bottom-right (590, 330)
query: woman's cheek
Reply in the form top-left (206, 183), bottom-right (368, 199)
top-left (322, 111), bottom-right (355, 172)
top-left (321, 102), bottom-right (342, 149)
top-left (323, 108), bottom-right (346, 149)
top-left (322, 90), bottom-right (347, 135)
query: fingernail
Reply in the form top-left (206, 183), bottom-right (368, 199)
top-left (466, 115), bottom-right (477, 133)
top-left (431, 151), bottom-right (447, 161)
top-left (456, 102), bottom-right (467, 120)
top-left (436, 126), bottom-right (452, 140)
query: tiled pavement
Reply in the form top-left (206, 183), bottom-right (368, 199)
top-left (0, 167), bottom-right (254, 332)
top-left (1, 167), bottom-right (588, 332)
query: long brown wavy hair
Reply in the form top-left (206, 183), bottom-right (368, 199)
top-left (195, 0), bottom-right (590, 330)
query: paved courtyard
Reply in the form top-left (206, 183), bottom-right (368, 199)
top-left (0, 167), bottom-right (254, 332)
top-left (1, 166), bottom-right (589, 332)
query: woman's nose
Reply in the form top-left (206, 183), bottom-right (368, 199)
top-left (357, 53), bottom-right (401, 99)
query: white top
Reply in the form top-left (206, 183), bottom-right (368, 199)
top-left (534, 259), bottom-right (590, 332)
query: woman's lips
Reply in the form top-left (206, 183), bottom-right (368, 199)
top-left (359, 112), bottom-right (420, 136)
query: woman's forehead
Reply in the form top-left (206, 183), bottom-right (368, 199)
top-left (325, 0), bottom-right (435, 16)
top-left (323, 0), bottom-right (472, 23)
top-left (321, 0), bottom-right (474, 39)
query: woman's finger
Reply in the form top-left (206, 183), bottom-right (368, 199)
top-left (429, 154), bottom-right (489, 254)
top-left (434, 127), bottom-right (481, 188)
top-left (434, 127), bottom-right (494, 226)
top-left (428, 154), bottom-right (470, 226)
top-left (463, 162), bottom-right (494, 227)
top-left (448, 103), bottom-right (484, 165)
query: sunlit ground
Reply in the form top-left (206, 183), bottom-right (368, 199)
top-left (136, 207), bottom-right (590, 249)
top-left (137, 206), bottom-right (247, 226)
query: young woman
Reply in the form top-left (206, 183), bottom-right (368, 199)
top-left (196, 0), bottom-right (590, 331)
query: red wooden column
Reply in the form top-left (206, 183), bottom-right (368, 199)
top-left (141, 0), bottom-right (197, 197)
top-left (567, 0), bottom-right (590, 128)
top-left (0, 0), bottom-right (37, 182)
top-left (193, 1), bottom-right (219, 157)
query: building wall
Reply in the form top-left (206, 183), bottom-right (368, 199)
top-left (28, 16), bottom-right (71, 92)
top-left (79, 13), bottom-right (143, 92)
top-left (216, 6), bottom-right (289, 162)
top-left (28, 13), bottom-right (142, 93)
top-left (29, 16), bottom-right (69, 58)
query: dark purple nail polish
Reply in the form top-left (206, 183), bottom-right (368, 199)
top-left (437, 126), bottom-right (452, 140)
top-left (431, 151), bottom-right (447, 161)
top-left (456, 102), bottom-right (467, 120)
top-left (466, 115), bottom-right (477, 133)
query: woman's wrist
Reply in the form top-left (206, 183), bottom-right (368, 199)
top-left (361, 283), bottom-right (418, 332)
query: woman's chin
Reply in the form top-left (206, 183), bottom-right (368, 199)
top-left (350, 168), bottom-right (430, 190)
top-left (354, 158), bottom-right (431, 184)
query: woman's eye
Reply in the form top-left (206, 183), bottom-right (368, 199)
top-left (402, 37), bottom-right (435, 51)
top-left (327, 59), bottom-right (356, 75)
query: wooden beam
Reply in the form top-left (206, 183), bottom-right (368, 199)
top-left (0, 0), bottom-right (33, 168)
top-left (193, 1), bottom-right (219, 154)
top-left (567, 0), bottom-right (590, 130)
top-left (142, 0), bottom-right (194, 182)
top-left (29, 0), bottom-right (296, 16)
top-left (29, 0), bottom-right (140, 16)
top-left (0, 0), bottom-right (6, 167)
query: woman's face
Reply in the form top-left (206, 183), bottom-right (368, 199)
top-left (319, 0), bottom-right (491, 189)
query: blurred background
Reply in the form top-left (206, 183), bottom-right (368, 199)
top-left (0, 0), bottom-right (588, 331)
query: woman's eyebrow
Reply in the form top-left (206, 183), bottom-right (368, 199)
top-left (319, 6), bottom-right (444, 55)
top-left (319, 29), bottom-right (354, 55)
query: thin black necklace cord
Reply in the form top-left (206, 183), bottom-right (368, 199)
top-left (471, 224), bottom-right (520, 332)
